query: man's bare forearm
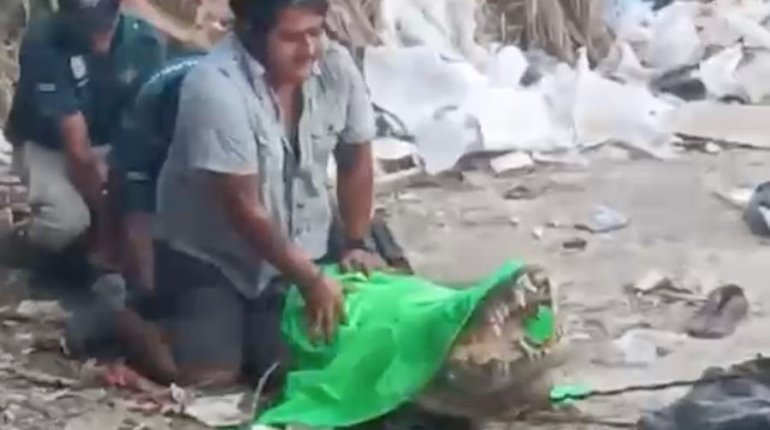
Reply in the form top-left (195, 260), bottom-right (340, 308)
top-left (123, 213), bottom-right (155, 290)
top-left (209, 173), bottom-right (322, 289)
top-left (336, 143), bottom-right (374, 242)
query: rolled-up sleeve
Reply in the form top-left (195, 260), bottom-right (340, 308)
top-left (337, 48), bottom-right (376, 145)
top-left (174, 65), bottom-right (259, 175)
top-left (113, 109), bottom-right (159, 213)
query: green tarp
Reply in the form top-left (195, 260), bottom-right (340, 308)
top-left (256, 260), bottom-right (526, 428)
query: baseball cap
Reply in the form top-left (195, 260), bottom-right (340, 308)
top-left (59, 0), bottom-right (121, 33)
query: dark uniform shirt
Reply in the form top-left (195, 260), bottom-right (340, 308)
top-left (110, 56), bottom-right (200, 213)
top-left (6, 13), bottom-right (165, 149)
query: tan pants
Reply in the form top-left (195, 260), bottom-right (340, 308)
top-left (14, 141), bottom-right (109, 252)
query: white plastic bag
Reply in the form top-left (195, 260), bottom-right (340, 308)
top-left (645, 2), bottom-right (703, 71)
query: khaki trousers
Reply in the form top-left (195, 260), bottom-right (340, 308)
top-left (14, 141), bottom-right (109, 252)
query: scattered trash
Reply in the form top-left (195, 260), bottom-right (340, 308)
top-left (685, 285), bottom-right (749, 339)
top-left (713, 186), bottom-right (756, 210)
top-left (735, 50), bottom-right (770, 104)
top-left (651, 66), bottom-right (706, 101)
top-left (627, 269), bottom-right (704, 305)
top-left (532, 226), bottom-right (545, 240)
top-left (13, 300), bottom-right (69, 323)
top-left (744, 181), bottom-right (770, 237)
top-left (414, 107), bottom-right (477, 175)
top-left (490, 152), bottom-right (535, 175)
top-left (9, 367), bottom-right (80, 388)
top-left (573, 49), bottom-right (677, 159)
top-left (666, 102), bottom-right (770, 149)
top-left (372, 138), bottom-right (418, 163)
top-left (595, 329), bottom-right (687, 368)
top-left (699, 45), bottom-right (744, 100)
top-left (183, 392), bottom-right (251, 428)
top-left (486, 45), bottom-right (529, 87)
top-left (64, 405), bottom-right (127, 430)
top-left (532, 150), bottom-right (590, 168)
top-left (632, 270), bottom-right (673, 293)
top-left (576, 205), bottom-right (630, 233)
top-left (639, 357), bottom-right (770, 430)
top-left (562, 237), bottom-right (588, 251)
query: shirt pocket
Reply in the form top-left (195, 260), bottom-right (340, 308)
top-left (254, 133), bottom-right (283, 199)
top-left (309, 93), bottom-right (345, 161)
top-left (310, 119), bottom-right (340, 161)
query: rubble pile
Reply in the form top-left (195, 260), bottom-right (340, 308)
top-left (358, 0), bottom-right (770, 183)
top-left (0, 0), bottom-right (27, 125)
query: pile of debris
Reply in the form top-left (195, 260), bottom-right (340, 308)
top-left (0, 0), bottom-right (27, 125)
top-left (356, 0), bottom-right (770, 183)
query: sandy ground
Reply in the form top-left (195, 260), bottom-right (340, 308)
top-left (385, 145), bottom-right (770, 428)
top-left (0, 145), bottom-right (768, 429)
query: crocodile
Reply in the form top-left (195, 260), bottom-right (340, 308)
top-left (415, 265), bottom-right (567, 422)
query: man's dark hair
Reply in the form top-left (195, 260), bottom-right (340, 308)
top-left (230, 0), bottom-right (329, 61)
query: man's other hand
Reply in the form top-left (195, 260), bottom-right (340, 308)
top-left (339, 248), bottom-right (385, 277)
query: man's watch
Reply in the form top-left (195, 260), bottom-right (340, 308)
top-left (344, 238), bottom-right (370, 251)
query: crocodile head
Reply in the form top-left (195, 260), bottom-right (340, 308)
top-left (416, 265), bottom-right (567, 421)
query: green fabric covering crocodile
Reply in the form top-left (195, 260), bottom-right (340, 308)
top-left (255, 260), bottom-right (526, 428)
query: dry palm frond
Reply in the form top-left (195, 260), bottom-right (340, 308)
top-left (480, 0), bottom-right (611, 64)
top-left (326, 0), bottom-right (384, 47)
top-left (123, 0), bottom-right (231, 50)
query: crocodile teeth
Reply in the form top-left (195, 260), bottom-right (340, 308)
top-left (521, 275), bottom-right (539, 292)
top-left (492, 323), bottom-right (503, 338)
top-left (517, 339), bottom-right (538, 359)
top-left (494, 307), bottom-right (507, 324)
top-left (500, 304), bottom-right (511, 318)
top-left (514, 289), bottom-right (527, 308)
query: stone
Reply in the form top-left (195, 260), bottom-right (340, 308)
top-left (562, 237), bottom-right (587, 251)
top-left (503, 184), bottom-right (540, 200)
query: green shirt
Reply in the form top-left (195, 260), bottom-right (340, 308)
top-left (110, 55), bottom-right (201, 213)
top-left (6, 13), bottom-right (165, 149)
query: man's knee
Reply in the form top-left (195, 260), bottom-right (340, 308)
top-left (20, 142), bottom-right (93, 251)
top-left (27, 199), bottom-right (91, 251)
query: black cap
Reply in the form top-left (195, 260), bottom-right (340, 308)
top-left (59, 0), bottom-right (121, 33)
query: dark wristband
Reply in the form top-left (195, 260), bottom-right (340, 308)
top-left (344, 238), bottom-right (369, 251)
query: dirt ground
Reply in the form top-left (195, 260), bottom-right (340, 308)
top-left (0, 144), bottom-right (769, 429)
top-left (385, 144), bottom-right (770, 428)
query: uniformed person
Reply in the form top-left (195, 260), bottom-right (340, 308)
top-left (154, 0), bottom-right (385, 387)
top-left (107, 55), bottom-right (201, 291)
top-left (85, 56), bottom-right (203, 383)
top-left (5, 0), bottom-right (165, 268)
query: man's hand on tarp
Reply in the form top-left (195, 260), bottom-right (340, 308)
top-left (339, 248), bottom-right (386, 277)
top-left (301, 272), bottom-right (347, 344)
